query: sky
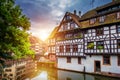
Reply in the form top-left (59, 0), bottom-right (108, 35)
top-left (15, 0), bottom-right (112, 41)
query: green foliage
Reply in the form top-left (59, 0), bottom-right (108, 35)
top-left (97, 45), bottom-right (103, 51)
top-left (87, 42), bottom-right (94, 49)
top-left (74, 33), bottom-right (83, 39)
top-left (0, 0), bottom-right (34, 59)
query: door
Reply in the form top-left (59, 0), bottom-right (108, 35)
top-left (94, 61), bottom-right (101, 72)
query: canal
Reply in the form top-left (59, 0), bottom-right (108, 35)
top-left (29, 67), bottom-right (120, 80)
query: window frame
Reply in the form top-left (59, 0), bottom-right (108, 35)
top-left (66, 45), bottom-right (71, 52)
top-left (87, 42), bottom-right (94, 49)
top-left (90, 18), bottom-right (96, 24)
top-left (99, 16), bottom-right (106, 23)
top-left (96, 41), bottom-right (104, 49)
top-left (67, 57), bottom-right (71, 63)
top-left (73, 44), bottom-right (78, 52)
top-left (117, 25), bottom-right (120, 33)
top-left (59, 45), bottom-right (64, 53)
top-left (117, 39), bottom-right (120, 49)
top-left (78, 57), bottom-right (81, 64)
top-left (96, 28), bottom-right (103, 36)
top-left (103, 55), bottom-right (111, 65)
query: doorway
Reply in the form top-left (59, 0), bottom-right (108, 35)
top-left (94, 61), bottom-right (101, 72)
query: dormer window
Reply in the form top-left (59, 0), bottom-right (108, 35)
top-left (90, 18), bottom-right (96, 24)
top-left (99, 16), bottom-right (105, 23)
top-left (117, 12), bottom-right (120, 19)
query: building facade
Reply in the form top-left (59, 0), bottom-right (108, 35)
top-left (54, 0), bottom-right (120, 75)
top-left (47, 27), bottom-right (58, 62)
top-left (29, 35), bottom-right (45, 60)
top-left (2, 58), bottom-right (36, 80)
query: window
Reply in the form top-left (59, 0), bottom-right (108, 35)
top-left (117, 12), bottom-right (120, 19)
top-left (118, 56), bottom-right (120, 66)
top-left (5, 69), bottom-right (11, 72)
top-left (103, 56), bottom-right (110, 65)
top-left (10, 74), bottom-right (13, 76)
top-left (87, 42), bottom-right (94, 49)
top-left (63, 23), bottom-right (69, 30)
top-left (90, 18), bottom-right (96, 24)
top-left (66, 45), bottom-right (70, 52)
top-left (59, 45), bottom-right (64, 52)
top-left (117, 25), bottom-right (120, 33)
top-left (67, 57), bottom-right (71, 63)
top-left (96, 41), bottom-right (104, 49)
top-left (117, 39), bottom-right (120, 48)
top-left (96, 28), bottom-right (103, 36)
top-left (70, 22), bottom-right (75, 29)
top-left (84, 30), bottom-right (88, 34)
top-left (78, 57), bottom-right (81, 64)
top-left (4, 74), bottom-right (7, 77)
top-left (66, 15), bottom-right (71, 20)
top-left (65, 34), bottom-right (73, 39)
top-left (99, 16), bottom-right (105, 23)
top-left (74, 33), bottom-right (83, 39)
top-left (73, 44), bottom-right (78, 52)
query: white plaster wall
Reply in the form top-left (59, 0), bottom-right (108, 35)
top-left (83, 56), bottom-right (120, 73)
top-left (84, 56), bottom-right (102, 73)
top-left (102, 56), bottom-right (120, 74)
top-left (58, 56), bottom-right (120, 74)
top-left (58, 57), bottom-right (84, 72)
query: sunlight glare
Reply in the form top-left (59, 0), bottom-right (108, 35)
top-left (39, 32), bottom-right (49, 41)
top-left (32, 71), bottom-right (48, 80)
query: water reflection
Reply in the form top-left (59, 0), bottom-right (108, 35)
top-left (31, 67), bottom-right (119, 80)
top-left (58, 70), bottom-right (120, 80)
top-left (32, 71), bottom-right (47, 80)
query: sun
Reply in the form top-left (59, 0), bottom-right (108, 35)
top-left (39, 32), bottom-right (49, 41)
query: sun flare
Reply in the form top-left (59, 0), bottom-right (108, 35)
top-left (39, 32), bottom-right (49, 41)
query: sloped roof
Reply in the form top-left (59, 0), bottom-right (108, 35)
top-left (48, 27), bottom-right (58, 38)
top-left (57, 12), bottom-right (81, 32)
top-left (96, 0), bottom-right (120, 11)
top-left (80, 0), bottom-right (120, 21)
top-left (80, 9), bottom-right (97, 21)
top-left (68, 12), bottom-right (81, 27)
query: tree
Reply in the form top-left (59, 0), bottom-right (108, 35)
top-left (0, 0), bottom-right (34, 59)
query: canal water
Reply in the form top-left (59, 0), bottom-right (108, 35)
top-left (29, 67), bottom-right (120, 80)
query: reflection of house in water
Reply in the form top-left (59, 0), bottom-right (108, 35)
top-left (58, 70), bottom-right (86, 80)
top-left (58, 70), bottom-right (119, 80)
top-left (33, 68), bottom-right (58, 80)
top-left (47, 68), bottom-right (58, 80)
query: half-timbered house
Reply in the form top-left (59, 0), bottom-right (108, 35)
top-left (53, 0), bottom-right (120, 75)
top-left (47, 27), bottom-right (58, 62)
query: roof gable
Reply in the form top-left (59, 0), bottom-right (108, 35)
top-left (57, 12), bottom-right (81, 32)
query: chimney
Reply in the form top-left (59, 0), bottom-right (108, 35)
top-left (74, 10), bottom-right (76, 15)
top-left (79, 11), bottom-right (81, 18)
